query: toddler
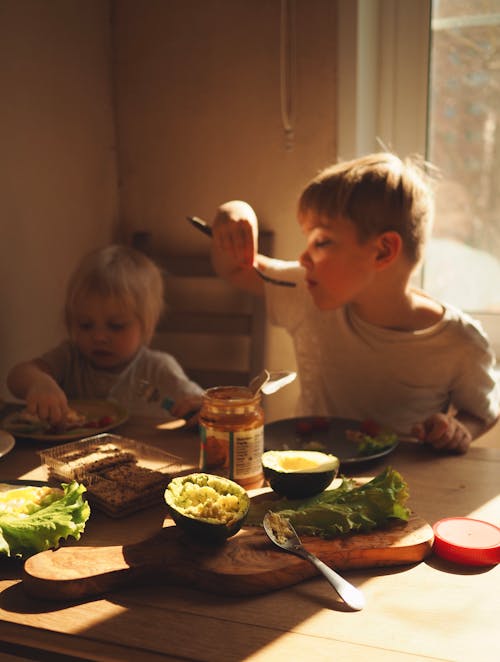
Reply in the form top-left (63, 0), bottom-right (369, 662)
top-left (7, 245), bottom-right (203, 425)
top-left (211, 153), bottom-right (499, 453)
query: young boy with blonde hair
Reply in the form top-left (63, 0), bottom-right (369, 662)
top-left (211, 153), bottom-right (499, 453)
top-left (8, 245), bottom-right (203, 425)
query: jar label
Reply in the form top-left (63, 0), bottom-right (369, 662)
top-left (200, 424), bottom-right (264, 481)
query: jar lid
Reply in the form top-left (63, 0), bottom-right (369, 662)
top-left (432, 517), bottom-right (500, 566)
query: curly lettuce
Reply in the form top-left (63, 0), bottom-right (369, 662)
top-left (248, 467), bottom-right (410, 538)
top-left (0, 481), bottom-right (91, 559)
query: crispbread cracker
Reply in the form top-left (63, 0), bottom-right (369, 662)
top-left (62, 443), bottom-right (134, 476)
top-left (99, 463), bottom-right (166, 491)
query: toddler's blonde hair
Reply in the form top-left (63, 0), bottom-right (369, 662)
top-left (298, 152), bottom-right (435, 264)
top-left (65, 245), bottom-right (164, 344)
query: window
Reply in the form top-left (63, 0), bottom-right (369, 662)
top-left (424, 1), bottom-right (500, 323)
top-left (337, 0), bottom-right (500, 353)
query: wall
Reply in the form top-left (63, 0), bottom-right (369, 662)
top-left (113, 0), bottom-right (338, 419)
top-left (0, 0), bottom-right (118, 398)
top-left (0, 0), bottom-right (337, 422)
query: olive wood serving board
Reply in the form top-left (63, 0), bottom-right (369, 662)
top-left (23, 513), bottom-right (433, 601)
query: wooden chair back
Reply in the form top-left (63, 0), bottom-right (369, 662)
top-left (132, 231), bottom-right (273, 390)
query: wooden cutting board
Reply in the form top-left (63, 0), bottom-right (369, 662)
top-left (23, 513), bottom-right (433, 601)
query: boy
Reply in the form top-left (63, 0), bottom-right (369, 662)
top-left (211, 153), bottom-right (499, 453)
top-left (7, 245), bottom-right (203, 425)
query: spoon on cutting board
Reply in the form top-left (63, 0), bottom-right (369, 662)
top-left (263, 511), bottom-right (366, 611)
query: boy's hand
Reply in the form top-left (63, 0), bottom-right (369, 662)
top-left (212, 200), bottom-right (258, 268)
top-left (169, 394), bottom-right (203, 428)
top-left (25, 374), bottom-right (69, 425)
top-left (211, 200), bottom-right (264, 296)
top-left (412, 413), bottom-right (472, 454)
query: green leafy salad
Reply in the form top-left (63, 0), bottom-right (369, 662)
top-left (248, 467), bottom-right (410, 538)
top-left (0, 481), bottom-right (91, 559)
top-left (346, 420), bottom-right (398, 456)
top-left (355, 431), bottom-right (398, 456)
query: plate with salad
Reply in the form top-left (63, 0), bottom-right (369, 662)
top-left (264, 417), bottom-right (399, 468)
top-left (1, 400), bottom-right (128, 442)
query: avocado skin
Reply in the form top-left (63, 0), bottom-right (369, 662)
top-left (165, 501), bottom-right (249, 543)
top-left (164, 475), bottom-right (250, 544)
top-left (263, 466), bottom-right (336, 499)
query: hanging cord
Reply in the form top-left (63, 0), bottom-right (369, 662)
top-left (280, 0), bottom-right (296, 151)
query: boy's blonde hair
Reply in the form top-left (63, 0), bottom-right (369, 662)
top-left (65, 245), bottom-right (164, 344)
top-left (298, 152), bottom-right (435, 264)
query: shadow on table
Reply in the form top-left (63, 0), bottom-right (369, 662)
top-left (0, 562), bottom-right (418, 662)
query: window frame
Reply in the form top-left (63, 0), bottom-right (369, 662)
top-left (337, 0), bottom-right (500, 354)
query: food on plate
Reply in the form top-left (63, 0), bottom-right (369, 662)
top-left (6, 406), bottom-right (86, 432)
top-left (4, 405), bottom-right (117, 435)
top-left (0, 481), bottom-right (90, 559)
top-left (262, 450), bottom-right (339, 499)
top-left (359, 418), bottom-right (382, 437)
top-left (248, 467), bottom-right (410, 538)
top-left (165, 473), bottom-right (250, 542)
top-left (295, 417), bottom-right (330, 435)
top-left (346, 420), bottom-right (398, 456)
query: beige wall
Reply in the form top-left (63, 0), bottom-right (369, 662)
top-left (0, 0), bottom-right (337, 421)
top-left (0, 0), bottom-right (119, 398)
top-left (113, 0), bottom-right (337, 419)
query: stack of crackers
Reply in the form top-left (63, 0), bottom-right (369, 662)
top-left (41, 435), bottom-right (180, 517)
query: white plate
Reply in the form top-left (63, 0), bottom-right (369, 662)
top-left (0, 430), bottom-right (16, 458)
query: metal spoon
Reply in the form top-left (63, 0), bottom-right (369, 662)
top-left (186, 216), bottom-right (296, 288)
top-left (263, 511), bottom-right (365, 611)
top-left (249, 370), bottom-right (297, 396)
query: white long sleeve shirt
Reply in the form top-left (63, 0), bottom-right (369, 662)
top-left (265, 262), bottom-right (499, 434)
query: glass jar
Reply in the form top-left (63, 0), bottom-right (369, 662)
top-left (199, 386), bottom-right (264, 489)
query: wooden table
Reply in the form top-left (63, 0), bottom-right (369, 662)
top-left (0, 418), bottom-right (499, 662)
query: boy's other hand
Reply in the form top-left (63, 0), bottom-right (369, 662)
top-left (169, 394), bottom-right (203, 428)
top-left (412, 412), bottom-right (472, 454)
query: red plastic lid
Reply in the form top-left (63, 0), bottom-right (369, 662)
top-left (433, 517), bottom-right (500, 566)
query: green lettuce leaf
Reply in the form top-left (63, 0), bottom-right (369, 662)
top-left (0, 481), bottom-right (91, 559)
top-left (248, 467), bottom-right (410, 538)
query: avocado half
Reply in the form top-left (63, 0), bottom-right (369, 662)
top-left (164, 473), bottom-right (250, 543)
top-left (262, 450), bottom-right (339, 498)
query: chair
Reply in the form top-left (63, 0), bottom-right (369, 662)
top-left (131, 230), bottom-right (273, 389)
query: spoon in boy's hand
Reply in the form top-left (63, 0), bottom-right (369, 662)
top-left (249, 370), bottom-right (297, 396)
top-left (136, 380), bottom-right (199, 424)
top-left (186, 216), bottom-right (296, 288)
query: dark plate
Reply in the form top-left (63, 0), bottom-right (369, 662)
top-left (264, 416), bottom-right (399, 467)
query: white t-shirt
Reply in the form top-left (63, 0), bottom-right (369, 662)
top-left (265, 262), bottom-right (499, 434)
top-left (39, 341), bottom-right (204, 418)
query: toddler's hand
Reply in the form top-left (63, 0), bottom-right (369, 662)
top-left (169, 394), bottom-right (203, 428)
top-left (212, 201), bottom-right (258, 268)
top-left (411, 413), bottom-right (472, 454)
top-left (25, 374), bottom-right (68, 425)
